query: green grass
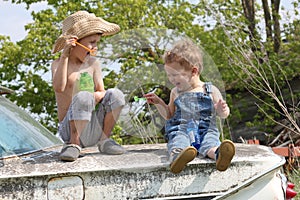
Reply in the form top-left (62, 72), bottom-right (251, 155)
top-left (287, 169), bottom-right (300, 200)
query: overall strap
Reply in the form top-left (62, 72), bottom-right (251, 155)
top-left (205, 82), bottom-right (212, 95)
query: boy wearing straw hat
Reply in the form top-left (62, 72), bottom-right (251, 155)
top-left (51, 11), bottom-right (125, 161)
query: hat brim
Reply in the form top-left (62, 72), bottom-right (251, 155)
top-left (52, 17), bottom-right (120, 54)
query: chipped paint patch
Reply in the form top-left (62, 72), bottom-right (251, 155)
top-left (48, 176), bottom-right (84, 200)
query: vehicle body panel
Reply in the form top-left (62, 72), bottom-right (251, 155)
top-left (0, 143), bottom-right (287, 199)
top-left (0, 87), bottom-right (290, 199)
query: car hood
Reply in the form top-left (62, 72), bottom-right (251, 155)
top-left (0, 143), bottom-right (284, 179)
top-left (0, 144), bottom-right (171, 178)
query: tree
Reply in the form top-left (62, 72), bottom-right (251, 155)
top-left (0, 0), bottom-right (212, 135)
top-left (1, 0), bottom-right (299, 147)
top-left (202, 0), bottom-right (300, 147)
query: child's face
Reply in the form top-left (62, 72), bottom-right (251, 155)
top-left (164, 62), bottom-right (192, 92)
top-left (76, 34), bottom-right (101, 57)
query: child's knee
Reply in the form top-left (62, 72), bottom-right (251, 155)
top-left (73, 91), bottom-right (94, 108)
top-left (71, 92), bottom-right (95, 117)
top-left (106, 88), bottom-right (125, 108)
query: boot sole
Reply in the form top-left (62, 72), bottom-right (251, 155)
top-left (170, 146), bottom-right (197, 174)
top-left (216, 140), bottom-right (235, 171)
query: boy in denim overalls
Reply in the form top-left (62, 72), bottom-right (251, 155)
top-left (144, 39), bottom-right (235, 174)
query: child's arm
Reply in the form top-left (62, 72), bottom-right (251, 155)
top-left (51, 37), bottom-right (77, 93)
top-left (93, 60), bottom-right (106, 104)
top-left (211, 85), bottom-right (230, 119)
top-left (144, 89), bottom-right (175, 120)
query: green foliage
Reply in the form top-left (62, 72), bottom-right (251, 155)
top-left (1, 0), bottom-right (300, 145)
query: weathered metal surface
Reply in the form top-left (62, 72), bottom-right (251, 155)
top-left (214, 168), bottom-right (286, 200)
top-left (0, 143), bottom-right (284, 199)
top-left (48, 176), bottom-right (84, 200)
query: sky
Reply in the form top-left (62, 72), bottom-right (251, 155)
top-left (0, 0), bottom-right (48, 42)
top-left (0, 0), bottom-right (298, 42)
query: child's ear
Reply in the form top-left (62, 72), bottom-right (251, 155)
top-left (191, 66), bottom-right (199, 76)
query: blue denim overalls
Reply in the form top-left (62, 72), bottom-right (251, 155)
top-left (165, 82), bottom-right (221, 157)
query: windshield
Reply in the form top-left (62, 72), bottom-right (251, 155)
top-left (0, 96), bottom-right (62, 158)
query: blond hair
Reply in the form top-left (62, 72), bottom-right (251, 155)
top-left (163, 39), bottom-right (203, 73)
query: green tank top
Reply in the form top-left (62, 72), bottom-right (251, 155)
top-left (79, 72), bottom-right (94, 93)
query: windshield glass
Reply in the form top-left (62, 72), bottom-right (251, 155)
top-left (0, 96), bottom-right (62, 158)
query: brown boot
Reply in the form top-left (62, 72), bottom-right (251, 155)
top-left (216, 140), bottom-right (235, 171)
top-left (170, 146), bottom-right (197, 174)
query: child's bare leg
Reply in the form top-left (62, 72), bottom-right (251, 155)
top-left (69, 120), bottom-right (89, 145)
top-left (98, 106), bottom-right (125, 155)
top-left (207, 147), bottom-right (218, 160)
top-left (59, 119), bottom-right (88, 161)
top-left (100, 106), bottom-right (123, 140)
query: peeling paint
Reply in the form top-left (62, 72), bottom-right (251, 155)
top-left (48, 176), bottom-right (84, 200)
top-left (0, 143), bottom-right (285, 199)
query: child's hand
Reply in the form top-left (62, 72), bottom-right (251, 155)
top-left (94, 90), bottom-right (106, 104)
top-left (61, 36), bottom-right (78, 57)
top-left (214, 99), bottom-right (229, 118)
top-left (143, 93), bottom-right (161, 104)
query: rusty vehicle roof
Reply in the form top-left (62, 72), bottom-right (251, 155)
top-left (0, 143), bottom-right (283, 179)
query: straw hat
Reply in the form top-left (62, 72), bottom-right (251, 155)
top-left (52, 11), bottom-right (120, 54)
